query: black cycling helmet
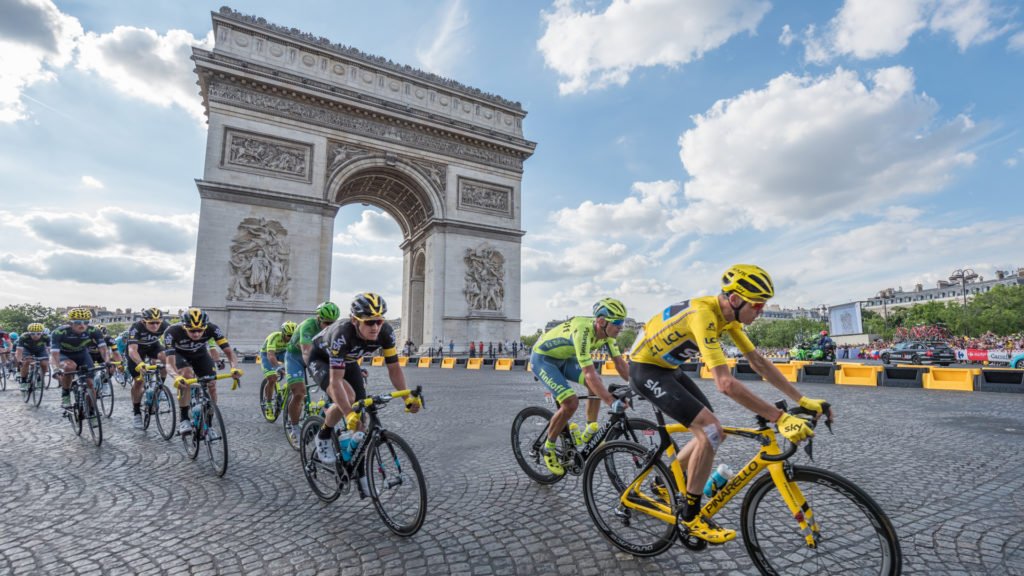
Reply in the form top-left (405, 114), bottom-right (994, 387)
top-left (351, 292), bottom-right (387, 320)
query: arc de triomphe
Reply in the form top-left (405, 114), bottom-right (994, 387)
top-left (190, 8), bottom-right (536, 351)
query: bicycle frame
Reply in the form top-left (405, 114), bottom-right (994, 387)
top-left (536, 393), bottom-right (645, 463)
top-left (619, 411), bottom-right (821, 547)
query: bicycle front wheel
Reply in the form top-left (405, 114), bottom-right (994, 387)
top-left (260, 378), bottom-right (280, 422)
top-left (153, 385), bottom-right (176, 441)
top-left (98, 377), bottom-right (114, 418)
top-left (299, 416), bottom-right (342, 503)
top-left (31, 373), bottom-right (43, 407)
top-left (204, 403), bottom-right (229, 477)
top-left (366, 430), bottom-right (427, 537)
top-left (21, 373), bottom-right (31, 403)
top-left (741, 465), bottom-right (902, 576)
top-left (510, 405), bottom-right (569, 485)
top-left (582, 440), bottom-right (677, 557)
top-left (84, 389), bottom-right (103, 447)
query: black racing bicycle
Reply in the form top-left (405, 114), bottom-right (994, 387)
top-left (20, 358), bottom-right (45, 407)
top-left (511, 383), bottom-right (659, 484)
top-left (299, 386), bottom-right (427, 536)
top-left (139, 363), bottom-right (176, 440)
top-left (61, 365), bottom-right (105, 447)
top-left (177, 372), bottom-right (237, 477)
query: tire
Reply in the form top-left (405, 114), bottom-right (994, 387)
top-left (910, 355), bottom-right (921, 365)
top-left (204, 403), bottom-right (229, 477)
top-left (153, 385), bottom-right (176, 441)
top-left (70, 391), bottom-right (83, 436)
top-left (21, 372), bottom-right (31, 403)
top-left (582, 440), bottom-right (677, 557)
top-left (98, 375), bottom-right (114, 419)
top-left (299, 416), bottom-right (342, 503)
top-left (880, 354), bottom-right (890, 365)
top-left (607, 417), bottom-right (660, 448)
top-left (510, 405), bottom-right (571, 485)
top-left (183, 406), bottom-right (200, 460)
top-left (740, 465), bottom-right (902, 576)
top-left (1015, 359), bottom-right (1024, 369)
top-left (366, 430), bottom-right (428, 537)
top-left (31, 370), bottom-right (43, 407)
top-left (0, 364), bottom-right (6, 391)
top-left (84, 389), bottom-right (103, 447)
top-left (113, 370), bottom-right (127, 389)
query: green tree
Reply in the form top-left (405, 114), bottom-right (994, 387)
top-left (103, 322), bottom-right (130, 335)
top-left (0, 303), bottom-right (63, 333)
top-left (615, 328), bottom-right (637, 352)
top-left (967, 285), bottom-right (1024, 336)
top-left (745, 317), bottom-right (827, 349)
top-left (520, 329), bottom-right (543, 349)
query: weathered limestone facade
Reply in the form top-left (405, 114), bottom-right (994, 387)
top-left (191, 8), bottom-right (536, 350)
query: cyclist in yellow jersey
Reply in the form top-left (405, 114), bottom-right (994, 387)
top-left (530, 298), bottom-right (630, 476)
top-left (629, 264), bottom-right (833, 545)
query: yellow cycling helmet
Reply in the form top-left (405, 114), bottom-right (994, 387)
top-left (68, 308), bottom-right (92, 321)
top-left (183, 307), bottom-right (209, 330)
top-left (27, 323), bottom-right (45, 333)
top-left (280, 321), bottom-right (297, 338)
top-left (721, 264), bottom-right (774, 303)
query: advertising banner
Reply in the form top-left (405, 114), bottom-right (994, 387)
top-left (828, 302), bottom-right (863, 336)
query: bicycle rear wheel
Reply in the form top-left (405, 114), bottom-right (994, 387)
top-left (70, 391), bottom-right (83, 436)
top-left (510, 405), bottom-right (569, 485)
top-left (204, 403), bottom-right (229, 477)
top-left (153, 385), bottom-right (176, 441)
top-left (366, 430), bottom-right (427, 537)
top-left (299, 416), bottom-right (342, 502)
top-left (84, 389), bottom-right (103, 447)
top-left (582, 440), bottom-right (677, 557)
top-left (98, 376), bottom-right (114, 418)
top-left (740, 465), bottom-right (902, 576)
top-left (31, 372), bottom-right (43, 407)
top-left (0, 364), bottom-right (6, 391)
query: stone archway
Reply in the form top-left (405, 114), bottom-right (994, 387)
top-left (189, 8), bottom-right (535, 351)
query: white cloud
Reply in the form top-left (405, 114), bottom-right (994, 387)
top-left (416, 0), bottom-right (470, 77)
top-left (80, 175), bottom-right (104, 189)
top-left (0, 251), bottom-right (182, 283)
top-left (330, 252), bottom-right (404, 317)
top-left (0, 0), bottom-right (82, 122)
top-left (779, 24), bottom-right (795, 47)
top-left (334, 210), bottom-right (402, 246)
top-left (675, 66), bottom-right (982, 233)
top-left (551, 180), bottom-right (680, 238)
top-left (1007, 158), bottom-right (1019, 167)
top-left (537, 0), bottom-right (771, 95)
top-left (1, 208), bottom-right (197, 254)
top-left (1011, 30), bottom-right (1024, 51)
top-left (805, 0), bottom-right (1013, 63)
top-left (75, 26), bottom-right (213, 122)
top-left (1006, 148), bottom-right (1024, 167)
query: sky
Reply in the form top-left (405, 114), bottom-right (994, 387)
top-left (1, 0), bottom-right (1022, 333)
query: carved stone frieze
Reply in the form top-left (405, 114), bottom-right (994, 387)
top-left (328, 140), bottom-right (447, 194)
top-left (227, 217), bottom-right (290, 302)
top-left (464, 245), bottom-right (505, 312)
top-left (208, 81), bottom-right (522, 172)
top-left (337, 174), bottom-right (431, 234)
top-left (410, 159), bottom-right (447, 193)
top-left (327, 142), bottom-right (373, 170)
top-left (222, 128), bottom-right (311, 182)
top-left (457, 177), bottom-right (512, 218)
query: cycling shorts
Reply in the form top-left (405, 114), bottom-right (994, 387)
top-left (260, 352), bottom-right (283, 377)
top-left (629, 362), bottom-right (713, 427)
top-left (308, 357), bottom-right (367, 401)
top-left (173, 351), bottom-right (216, 380)
top-left (530, 351), bottom-right (584, 404)
top-left (284, 350), bottom-right (306, 385)
top-left (58, 350), bottom-right (93, 372)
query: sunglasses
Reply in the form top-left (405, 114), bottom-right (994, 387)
top-left (607, 319), bottom-right (625, 327)
top-left (71, 320), bottom-right (90, 325)
top-left (750, 302), bottom-right (766, 312)
top-left (361, 318), bottom-right (385, 327)
top-left (145, 321), bottom-right (162, 326)
top-left (186, 328), bottom-right (206, 335)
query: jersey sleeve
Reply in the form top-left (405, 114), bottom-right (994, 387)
top-left (690, 309), bottom-right (729, 369)
top-left (299, 320), bottom-right (317, 346)
top-left (605, 338), bottom-right (622, 358)
top-left (381, 324), bottom-right (399, 363)
top-left (209, 325), bottom-right (229, 348)
top-left (127, 325), bottom-right (140, 346)
top-left (572, 320), bottom-right (596, 368)
top-left (162, 330), bottom-right (176, 355)
top-left (726, 323), bottom-right (756, 355)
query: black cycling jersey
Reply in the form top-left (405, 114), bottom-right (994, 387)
top-left (17, 334), bottom-right (49, 356)
top-left (310, 320), bottom-right (399, 368)
top-left (127, 320), bottom-right (169, 348)
top-left (88, 335), bottom-right (116, 356)
top-left (50, 325), bottom-right (106, 354)
top-left (162, 323), bottom-right (228, 357)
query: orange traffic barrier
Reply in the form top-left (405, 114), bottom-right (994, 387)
top-left (835, 364), bottom-right (881, 386)
top-left (371, 356), bottom-right (384, 367)
top-left (775, 363), bottom-right (799, 383)
top-left (417, 357), bottom-right (432, 368)
top-left (398, 356), bottom-right (409, 367)
top-left (495, 358), bottom-right (513, 371)
top-left (601, 360), bottom-right (617, 376)
top-left (466, 358), bottom-right (483, 370)
top-left (441, 357), bottom-right (456, 369)
top-left (923, 367), bottom-right (975, 392)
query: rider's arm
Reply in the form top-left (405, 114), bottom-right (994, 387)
top-left (128, 343), bottom-right (143, 365)
top-left (385, 360), bottom-right (408, 392)
top-left (746, 349), bottom-right (803, 402)
top-left (612, 355), bottom-right (629, 381)
top-left (300, 343), bottom-right (314, 365)
top-left (710, 364), bottom-right (784, 422)
top-left (221, 344), bottom-right (239, 369)
top-left (573, 323), bottom-right (614, 405)
top-left (267, 349), bottom-right (280, 366)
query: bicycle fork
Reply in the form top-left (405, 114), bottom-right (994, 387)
top-left (768, 463), bottom-right (821, 548)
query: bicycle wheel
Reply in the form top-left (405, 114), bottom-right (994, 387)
top-left (183, 407), bottom-right (200, 460)
top-left (44, 368), bottom-right (53, 389)
top-left (31, 371), bottom-right (43, 407)
top-left (70, 391), bottom-right (83, 436)
top-left (582, 440), bottom-right (677, 557)
top-left (153, 385), bottom-right (176, 441)
top-left (0, 364), bottom-right (6, 391)
top-left (366, 430), bottom-right (427, 537)
top-left (299, 416), bottom-right (342, 502)
top-left (21, 372), bottom-right (31, 403)
top-left (98, 376), bottom-right (114, 418)
top-left (740, 465), bottom-right (902, 576)
top-left (84, 389), bottom-right (103, 447)
top-left (510, 405), bottom-right (570, 485)
top-left (607, 417), bottom-right (660, 448)
top-left (204, 403), bottom-right (229, 477)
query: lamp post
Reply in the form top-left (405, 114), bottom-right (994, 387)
top-left (818, 304), bottom-right (828, 332)
top-left (949, 268), bottom-right (978, 308)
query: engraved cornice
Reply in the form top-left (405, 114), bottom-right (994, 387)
top-left (207, 80), bottom-right (525, 172)
top-left (214, 6), bottom-right (523, 112)
top-left (196, 179), bottom-right (338, 216)
top-left (328, 141), bottom-right (446, 193)
top-left (193, 49), bottom-right (535, 155)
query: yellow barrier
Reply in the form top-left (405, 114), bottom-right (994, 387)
top-left (601, 360), bottom-right (617, 376)
top-left (789, 360), bottom-right (811, 371)
top-left (356, 357), bottom-right (363, 366)
top-left (775, 363), bottom-right (799, 383)
top-left (923, 367), bottom-right (975, 391)
top-left (441, 357), bottom-right (456, 369)
top-left (466, 358), bottom-right (483, 370)
top-left (495, 358), bottom-right (513, 371)
top-left (398, 356), bottom-right (408, 367)
top-left (526, 361), bottom-right (531, 373)
top-left (417, 357), bottom-right (432, 368)
top-left (371, 356), bottom-right (384, 367)
top-left (835, 364), bottom-right (881, 386)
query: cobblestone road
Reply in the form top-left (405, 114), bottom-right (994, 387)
top-left (2, 367), bottom-right (1023, 575)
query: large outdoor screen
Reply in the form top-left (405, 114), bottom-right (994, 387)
top-left (829, 302), bottom-right (863, 336)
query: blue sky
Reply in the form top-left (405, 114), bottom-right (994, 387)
top-left (1, 0), bottom-right (1022, 332)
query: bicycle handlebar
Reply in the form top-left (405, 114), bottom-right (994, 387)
top-left (174, 372), bottom-right (238, 389)
top-left (761, 401), bottom-right (833, 462)
top-left (352, 385), bottom-right (425, 412)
